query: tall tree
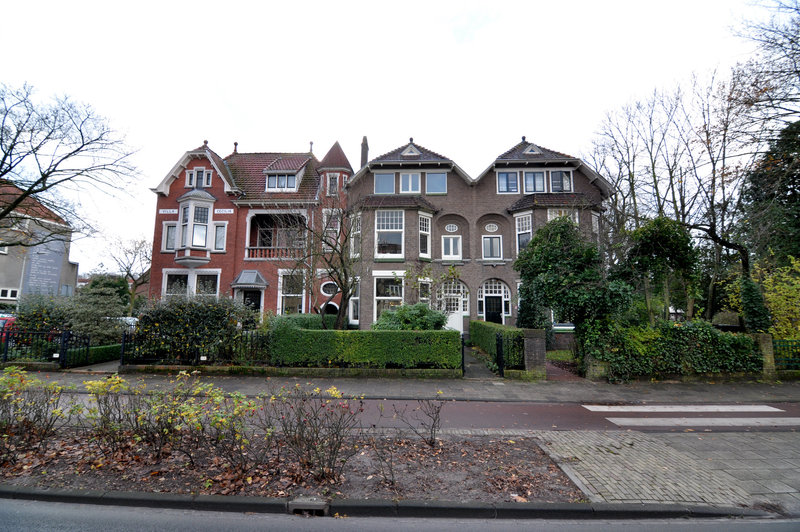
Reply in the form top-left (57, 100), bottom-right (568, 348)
top-left (110, 238), bottom-right (152, 316)
top-left (0, 84), bottom-right (134, 247)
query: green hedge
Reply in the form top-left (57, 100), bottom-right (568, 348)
top-left (265, 314), bottom-right (337, 330)
top-left (270, 328), bottom-right (461, 369)
top-left (588, 320), bottom-right (762, 381)
top-left (87, 344), bottom-right (121, 365)
top-left (469, 321), bottom-right (524, 369)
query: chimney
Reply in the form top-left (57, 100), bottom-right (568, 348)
top-left (309, 141), bottom-right (314, 154)
top-left (360, 136), bottom-right (369, 169)
top-left (233, 141), bottom-right (238, 154)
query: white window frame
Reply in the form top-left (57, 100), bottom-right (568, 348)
top-left (441, 235), bottom-right (462, 261)
top-left (327, 172), bottom-right (339, 196)
top-left (400, 172), bottom-right (421, 194)
top-left (375, 210), bottom-right (404, 259)
top-left (547, 208), bottom-right (579, 224)
top-left (186, 168), bottom-right (211, 188)
top-left (524, 171), bottom-right (545, 193)
top-left (425, 172), bottom-right (447, 194)
top-left (482, 235), bottom-right (503, 260)
top-left (0, 246), bottom-right (7, 255)
top-left (477, 279), bottom-right (512, 320)
top-left (496, 171), bottom-right (519, 194)
top-left (277, 269), bottom-right (306, 315)
top-left (266, 172), bottom-right (299, 192)
top-left (322, 209), bottom-right (342, 252)
top-left (162, 269), bottom-right (221, 298)
top-left (419, 214), bottom-right (431, 259)
top-left (550, 170), bottom-right (573, 192)
top-left (213, 222), bottom-right (227, 252)
top-left (0, 288), bottom-right (19, 300)
top-left (350, 212), bottom-right (361, 258)
top-left (515, 213), bottom-right (532, 254)
top-left (178, 201), bottom-right (215, 250)
top-left (435, 280), bottom-right (469, 314)
top-left (162, 222), bottom-right (178, 252)
top-left (349, 278), bottom-right (360, 325)
top-left (373, 271), bottom-right (405, 321)
top-left (374, 173), bottom-right (395, 194)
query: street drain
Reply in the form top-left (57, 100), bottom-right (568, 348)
top-left (288, 496), bottom-right (329, 517)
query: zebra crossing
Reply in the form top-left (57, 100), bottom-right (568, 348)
top-left (582, 404), bottom-right (800, 428)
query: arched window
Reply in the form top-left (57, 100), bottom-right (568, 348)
top-left (435, 280), bottom-right (469, 314)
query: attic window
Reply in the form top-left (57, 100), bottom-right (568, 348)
top-left (401, 145), bottom-right (421, 157)
top-left (523, 145), bottom-right (541, 155)
top-left (187, 168), bottom-right (212, 188)
top-left (266, 173), bottom-right (298, 191)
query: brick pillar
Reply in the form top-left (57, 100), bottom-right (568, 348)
top-left (523, 328), bottom-right (546, 373)
top-left (752, 333), bottom-right (776, 378)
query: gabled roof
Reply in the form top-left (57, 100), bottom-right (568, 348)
top-left (477, 137), bottom-right (614, 199)
top-left (349, 139), bottom-right (472, 186)
top-left (226, 151), bottom-right (320, 204)
top-left (151, 141), bottom-right (239, 196)
top-left (0, 181), bottom-right (68, 226)
top-left (318, 141), bottom-right (353, 173)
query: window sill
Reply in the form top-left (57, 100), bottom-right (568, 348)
top-left (374, 258), bottom-right (405, 263)
top-left (437, 259), bottom-right (468, 265)
top-left (419, 257), bottom-right (432, 262)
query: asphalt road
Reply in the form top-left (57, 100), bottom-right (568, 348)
top-left (1, 500), bottom-right (798, 532)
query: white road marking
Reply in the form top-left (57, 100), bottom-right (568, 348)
top-left (606, 417), bottom-right (800, 427)
top-left (583, 405), bottom-right (784, 413)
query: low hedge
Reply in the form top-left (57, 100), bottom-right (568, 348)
top-left (265, 314), bottom-right (337, 330)
top-left (87, 344), bottom-right (122, 365)
top-left (587, 320), bottom-right (762, 381)
top-left (469, 321), bottom-right (524, 369)
top-left (270, 327), bottom-right (461, 369)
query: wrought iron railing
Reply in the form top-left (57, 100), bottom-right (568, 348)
top-left (774, 339), bottom-right (800, 370)
top-left (1, 330), bottom-right (91, 368)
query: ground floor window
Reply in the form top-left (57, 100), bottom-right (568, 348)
top-left (374, 276), bottom-right (403, 320)
top-left (349, 280), bottom-right (360, 325)
top-left (435, 280), bottom-right (469, 314)
top-left (163, 270), bottom-right (220, 297)
top-left (278, 271), bottom-right (305, 314)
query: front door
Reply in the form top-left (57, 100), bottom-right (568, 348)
top-left (485, 296), bottom-right (503, 324)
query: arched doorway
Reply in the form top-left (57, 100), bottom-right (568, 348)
top-left (478, 279), bottom-right (510, 325)
top-left (435, 280), bottom-right (469, 334)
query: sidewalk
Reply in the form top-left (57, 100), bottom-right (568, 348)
top-left (23, 358), bottom-right (800, 517)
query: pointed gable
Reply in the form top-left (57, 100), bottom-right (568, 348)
top-left (318, 141), bottom-right (353, 173)
top-left (151, 141), bottom-right (239, 196)
top-left (350, 138), bottom-right (472, 186)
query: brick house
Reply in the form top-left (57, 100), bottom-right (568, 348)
top-left (149, 137), bottom-right (611, 331)
top-left (346, 137), bottom-right (612, 333)
top-left (149, 140), bottom-right (353, 316)
top-left (0, 181), bottom-right (79, 307)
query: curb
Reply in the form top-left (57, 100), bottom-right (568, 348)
top-left (0, 486), bottom-right (773, 519)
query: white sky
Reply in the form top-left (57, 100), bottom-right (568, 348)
top-left (4, 0), bottom-right (772, 274)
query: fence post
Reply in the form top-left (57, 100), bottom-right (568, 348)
top-left (495, 332), bottom-right (505, 378)
top-left (2, 332), bottom-right (9, 363)
top-left (461, 334), bottom-right (465, 376)
top-left (59, 330), bottom-right (71, 369)
top-left (120, 331), bottom-right (127, 365)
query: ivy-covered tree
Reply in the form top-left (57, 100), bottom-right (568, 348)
top-left (742, 119), bottom-right (800, 266)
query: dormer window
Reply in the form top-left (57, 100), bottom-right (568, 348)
top-left (523, 145), bottom-right (541, 155)
top-left (401, 145), bottom-right (421, 157)
top-left (187, 168), bottom-right (212, 188)
top-left (267, 173), bottom-right (298, 191)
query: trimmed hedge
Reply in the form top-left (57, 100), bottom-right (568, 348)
top-left (469, 321), bottom-right (524, 369)
top-left (587, 320), bottom-right (762, 381)
top-left (270, 327), bottom-right (461, 369)
top-left (265, 314), bottom-right (337, 330)
top-left (87, 344), bottom-right (122, 365)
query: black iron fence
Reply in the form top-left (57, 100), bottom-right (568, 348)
top-left (1, 330), bottom-right (91, 368)
top-left (121, 331), bottom-right (270, 366)
top-left (774, 339), bottom-right (800, 370)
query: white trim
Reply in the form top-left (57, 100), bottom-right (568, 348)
top-left (349, 277), bottom-right (360, 325)
top-left (549, 169), bottom-right (573, 192)
top-left (523, 170), bottom-right (546, 193)
top-left (161, 221), bottom-right (178, 252)
top-left (425, 171), bottom-right (447, 194)
top-left (161, 268), bottom-right (222, 297)
top-left (212, 221), bottom-right (228, 252)
top-left (277, 269), bottom-right (306, 315)
top-left (374, 172), bottom-right (395, 194)
top-left (265, 170), bottom-right (301, 192)
top-left (375, 210), bottom-right (404, 259)
top-left (496, 170), bottom-right (519, 194)
top-left (418, 214), bottom-right (431, 259)
top-left (514, 212), bottom-right (532, 255)
top-left (441, 234), bottom-right (462, 261)
top-left (400, 172), bottom-right (421, 194)
top-left (547, 208), bottom-right (579, 224)
top-left (373, 270), bottom-right (405, 322)
top-left (482, 234), bottom-right (503, 260)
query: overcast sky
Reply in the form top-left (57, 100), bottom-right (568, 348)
top-left (4, 0), bottom-right (772, 274)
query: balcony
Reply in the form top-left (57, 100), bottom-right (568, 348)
top-left (245, 246), bottom-right (303, 260)
top-left (247, 213), bottom-right (306, 261)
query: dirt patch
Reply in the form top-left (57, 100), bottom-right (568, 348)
top-left (2, 432), bottom-right (583, 504)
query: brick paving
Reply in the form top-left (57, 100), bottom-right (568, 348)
top-left (534, 430), bottom-right (800, 515)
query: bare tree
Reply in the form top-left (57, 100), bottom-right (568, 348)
top-left (0, 83), bottom-right (134, 247)
top-left (110, 238), bottom-right (152, 316)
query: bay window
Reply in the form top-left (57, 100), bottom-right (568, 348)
top-left (375, 210), bottom-right (404, 258)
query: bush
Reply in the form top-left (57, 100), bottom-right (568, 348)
top-left (15, 294), bottom-right (71, 333)
top-left (587, 320), bottom-right (762, 381)
top-left (263, 313), bottom-right (337, 331)
top-left (371, 303), bottom-right (447, 330)
top-left (469, 321), bottom-right (525, 369)
top-left (270, 328), bottom-right (461, 369)
top-left (87, 344), bottom-right (121, 365)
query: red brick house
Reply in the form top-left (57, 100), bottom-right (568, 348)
top-left (149, 140), bottom-right (352, 316)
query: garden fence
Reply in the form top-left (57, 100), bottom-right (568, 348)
top-left (774, 339), bottom-right (800, 370)
top-left (1, 330), bottom-right (90, 368)
top-left (121, 331), bottom-right (270, 366)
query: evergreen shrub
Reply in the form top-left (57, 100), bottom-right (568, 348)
top-left (469, 321), bottom-right (525, 369)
